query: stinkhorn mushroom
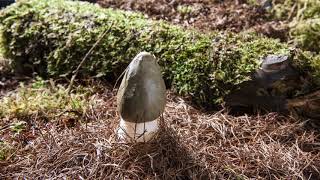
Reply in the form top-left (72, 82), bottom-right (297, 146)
top-left (116, 52), bottom-right (166, 142)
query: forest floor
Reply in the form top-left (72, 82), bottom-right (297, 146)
top-left (0, 0), bottom-right (319, 179)
top-left (98, 0), bottom-right (289, 40)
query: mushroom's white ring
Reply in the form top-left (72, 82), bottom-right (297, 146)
top-left (117, 118), bottom-right (159, 142)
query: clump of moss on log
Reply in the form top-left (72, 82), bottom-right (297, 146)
top-left (0, 0), bottom-right (318, 108)
top-left (272, 0), bottom-right (320, 53)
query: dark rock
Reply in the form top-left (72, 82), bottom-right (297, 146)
top-left (225, 54), bottom-right (301, 114)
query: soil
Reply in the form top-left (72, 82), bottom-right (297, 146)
top-left (98, 0), bottom-right (289, 40)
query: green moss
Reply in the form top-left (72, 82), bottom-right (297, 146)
top-left (0, 26), bottom-right (5, 67)
top-left (0, 77), bottom-right (91, 119)
top-left (0, 30), bottom-right (4, 56)
top-left (0, 0), bottom-right (318, 108)
top-left (292, 50), bottom-right (320, 87)
top-left (0, 57), bottom-right (11, 75)
top-left (272, 0), bottom-right (320, 52)
top-left (0, 141), bottom-right (12, 161)
top-left (290, 18), bottom-right (320, 52)
top-left (272, 0), bottom-right (320, 19)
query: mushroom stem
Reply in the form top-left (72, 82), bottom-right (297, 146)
top-left (117, 118), bottom-right (159, 142)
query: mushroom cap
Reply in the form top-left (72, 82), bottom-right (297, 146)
top-left (117, 52), bottom-right (166, 123)
top-left (261, 55), bottom-right (289, 72)
top-left (262, 55), bottom-right (288, 65)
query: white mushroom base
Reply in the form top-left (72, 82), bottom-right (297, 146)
top-left (117, 118), bottom-right (159, 142)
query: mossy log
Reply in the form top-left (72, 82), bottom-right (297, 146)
top-left (0, 0), bottom-right (319, 109)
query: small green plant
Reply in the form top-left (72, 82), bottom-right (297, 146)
top-left (9, 121), bottom-right (26, 134)
top-left (31, 76), bottom-right (46, 89)
top-left (177, 5), bottom-right (193, 16)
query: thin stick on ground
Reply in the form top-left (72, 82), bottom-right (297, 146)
top-left (67, 22), bottom-right (114, 94)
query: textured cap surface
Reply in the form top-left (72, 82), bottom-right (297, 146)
top-left (261, 55), bottom-right (288, 65)
top-left (261, 55), bottom-right (290, 72)
top-left (117, 52), bottom-right (166, 123)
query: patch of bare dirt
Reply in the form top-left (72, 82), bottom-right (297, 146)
top-left (98, 0), bottom-right (289, 40)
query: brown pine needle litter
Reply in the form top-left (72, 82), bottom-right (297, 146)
top-left (0, 88), bottom-right (319, 179)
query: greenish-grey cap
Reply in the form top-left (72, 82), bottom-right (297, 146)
top-left (117, 52), bottom-right (166, 123)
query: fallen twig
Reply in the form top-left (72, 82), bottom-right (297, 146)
top-left (67, 22), bottom-right (114, 94)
